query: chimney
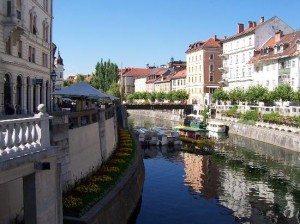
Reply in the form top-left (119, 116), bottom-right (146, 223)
top-left (248, 21), bottom-right (253, 28)
top-left (260, 17), bottom-right (264, 23)
top-left (238, 23), bottom-right (244, 33)
top-left (275, 30), bottom-right (283, 42)
top-left (214, 35), bottom-right (217, 40)
top-left (253, 21), bottom-right (257, 27)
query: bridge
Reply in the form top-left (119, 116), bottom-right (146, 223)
top-left (124, 104), bottom-right (193, 113)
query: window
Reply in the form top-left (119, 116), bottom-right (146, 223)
top-left (30, 13), bottom-right (37, 35)
top-left (209, 54), bottom-right (214, 60)
top-left (6, 36), bottom-right (11, 54)
top-left (242, 53), bottom-right (245, 62)
top-left (42, 53), bottom-right (48, 67)
top-left (210, 64), bottom-right (214, 72)
top-left (249, 37), bottom-right (252, 46)
top-left (43, 21), bottom-right (49, 42)
top-left (16, 0), bottom-right (21, 19)
top-left (29, 46), bottom-right (35, 63)
top-left (210, 75), bottom-right (214, 82)
top-left (242, 68), bottom-right (245, 77)
top-left (43, 0), bottom-right (48, 12)
top-left (292, 60), bottom-right (295, 68)
top-left (7, 1), bottom-right (11, 16)
top-left (18, 41), bottom-right (22, 58)
top-left (236, 55), bottom-right (238, 64)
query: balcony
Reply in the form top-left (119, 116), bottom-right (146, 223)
top-left (3, 12), bottom-right (25, 44)
top-left (278, 68), bottom-right (290, 75)
top-left (219, 54), bottom-right (229, 59)
top-left (218, 67), bottom-right (229, 73)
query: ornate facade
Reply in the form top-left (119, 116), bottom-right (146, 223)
top-left (0, 0), bottom-right (54, 115)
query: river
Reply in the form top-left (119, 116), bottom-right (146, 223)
top-left (128, 114), bottom-right (300, 224)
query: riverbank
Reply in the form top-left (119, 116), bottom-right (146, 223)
top-left (128, 110), bottom-right (300, 152)
top-left (63, 135), bottom-right (145, 224)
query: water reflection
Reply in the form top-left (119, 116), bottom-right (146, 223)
top-left (129, 115), bottom-right (300, 223)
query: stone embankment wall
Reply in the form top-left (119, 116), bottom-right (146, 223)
top-left (64, 137), bottom-right (145, 224)
top-left (128, 109), bottom-right (182, 122)
top-left (226, 122), bottom-right (300, 152)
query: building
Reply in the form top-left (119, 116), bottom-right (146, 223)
top-left (54, 50), bottom-right (64, 90)
top-left (220, 16), bottom-right (294, 91)
top-left (171, 69), bottom-right (186, 91)
top-left (121, 68), bottom-right (150, 96)
top-left (250, 30), bottom-right (300, 91)
top-left (0, 0), bottom-right (54, 115)
top-left (186, 35), bottom-right (223, 112)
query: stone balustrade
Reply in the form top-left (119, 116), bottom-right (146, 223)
top-left (0, 104), bottom-right (51, 161)
top-left (214, 104), bottom-right (300, 116)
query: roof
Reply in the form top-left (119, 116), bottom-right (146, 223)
top-left (122, 68), bottom-right (151, 77)
top-left (222, 16), bottom-right (284, 43)
top-left (172, 69), bottom-right (186, 79)
top-left (186, 36), bottom-right (222, 53)
top-left (250, 30), bottom-right (300, 63)
top-left (51, 82), bottom-right (116, 99)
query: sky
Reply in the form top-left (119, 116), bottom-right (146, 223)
top-left (53, 0), bottom-right (300, 77)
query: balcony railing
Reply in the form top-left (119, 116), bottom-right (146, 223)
top-left (278, 68), bottom-right (290, 75)
top-left (0, 105), bottom-right (51, 161)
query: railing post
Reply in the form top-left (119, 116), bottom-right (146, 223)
top-left (35, 104), bottom-right (51, 148)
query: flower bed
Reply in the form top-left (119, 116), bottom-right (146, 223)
top-left (63, 128), bottom-right (135, 217)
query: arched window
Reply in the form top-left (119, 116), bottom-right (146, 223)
top-left (16, 76), bottom-right (22, 114)
top-left (4, 74), bottom-right (13, 115)
top-left (29, 10), bottom-right (37, 35)
top-left (43, 20), bottom-right (49, 42)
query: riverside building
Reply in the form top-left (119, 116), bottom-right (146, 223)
top-left (219, 16), bottom-right (294, 91)
top-left (0, 0), bottom-right (54, 115)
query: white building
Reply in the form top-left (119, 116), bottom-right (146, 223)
top-left (171, 69), bottom-right (186, 91)
top-left (0, 0), bottom-right (54, 115)
top-left (220, 16), bottom-right (294, 91)
top-left (54, 50), bottom-right (64, 91)
top-left (250, 30), bottom-right (300, 91)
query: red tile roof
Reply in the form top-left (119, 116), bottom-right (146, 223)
top-left (186, 36), bottom-right (222, 53)
top-left (172, 69), bottom-right (186, 79)
top-left (122, 68), bottom-right (151, 77)
top-left (250, 30), bottom-right (300, 63)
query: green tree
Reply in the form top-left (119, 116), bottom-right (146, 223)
top-left (174, 90), bottom-right (189, 103)
top-left (245, 85), bottom-right (268, 105)
top-left (156, 91), bottom-right (166, 102)
top-left (293, 87), bottom-right (300, 102)
top-left (228, 88), bottom-right (245, 105)
top-left (273, 83), bottom-right (294, 105)
top-left (63, 80), bottom-right (73, 87)
top-left (91, 59), bottom-right (119, 92)
top-left (107, 83), bottom-right (121, 98)
top-left (76, 74), bottom-right (85, 83)
top-left (212, 88), bottom-right (228, 103)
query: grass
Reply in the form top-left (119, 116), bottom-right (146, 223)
top-left (62, 128), bottom-right (136, 217)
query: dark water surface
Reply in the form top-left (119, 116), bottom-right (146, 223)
top-left (128, 114), bottom-right (300, 224)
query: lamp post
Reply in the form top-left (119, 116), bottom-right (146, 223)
top-left (50, 70), bottom-right (57, 112)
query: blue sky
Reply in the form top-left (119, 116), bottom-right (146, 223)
top-left (53, 0), bottom-right (300, 77)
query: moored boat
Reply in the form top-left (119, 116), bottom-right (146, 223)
top-left (206, 120), bottom-right (228, 133)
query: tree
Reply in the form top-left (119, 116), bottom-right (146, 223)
top-left (245, 85), bottom-right (268, 105)
top-left (91, 59), bottom-right (119, 93)
top-left (273, 83), bottom-right (294, 105)
top-left (156, 91), bottom-right (166, 102)
top-left (63, 80), bottom-right (73, 87)
top-left (228, 88), bottom-right (245, 105)
top-left (212, 88), bottom-right (228, 103)
top-left (76, 74), bottom-right (85, 83)
top-left (293, 87), bottom-right (300, 102)
top-left (107, 83), bottom-right (121, 98)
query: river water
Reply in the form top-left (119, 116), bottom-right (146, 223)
top-left (128, 114), bottom-right (300, 224)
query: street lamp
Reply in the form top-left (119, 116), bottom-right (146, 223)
top-left (50, 70), bottom-right (57, 111)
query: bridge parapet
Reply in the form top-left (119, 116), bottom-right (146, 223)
top-left (0, 104), bottom-right (51, 162)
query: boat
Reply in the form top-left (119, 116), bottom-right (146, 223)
top-left (172, 125), bottom-right (214, 148)
top-left (152, 127), bottom-right (182, 146)
top-left (206, 120), bottom-right (228, 133)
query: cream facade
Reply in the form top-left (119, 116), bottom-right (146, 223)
top-left (221, 16), bottom-right (294, 91)
top-left (186, 50), bottom-right (204, 104)
top-left (0, 0), bottom-right (54, 115)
